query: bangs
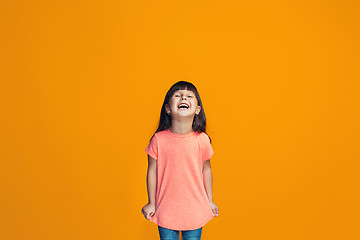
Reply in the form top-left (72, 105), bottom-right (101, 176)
top-left (171, 82), bottom-right (198, 96)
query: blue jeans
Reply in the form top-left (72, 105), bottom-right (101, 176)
top-left (158, 225), bottom-right (202, 240)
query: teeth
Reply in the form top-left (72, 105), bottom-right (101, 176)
top-left (178, 104), bottom-right (189, 109)
top-left (178, 103), bottom-right (188, 108)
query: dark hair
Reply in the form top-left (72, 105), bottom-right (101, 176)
top-left (149, 80), bottom-right (212, 144)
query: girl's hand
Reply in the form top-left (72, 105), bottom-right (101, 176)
top-left (141, 203), bottom-right (156, 220)
top-left (210, 201), bottom-right (219, 216)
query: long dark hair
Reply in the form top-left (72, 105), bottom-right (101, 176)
top-left (149, 81), bottom-right (212, 144)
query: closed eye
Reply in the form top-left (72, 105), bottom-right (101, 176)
top-left (174, 95), bottom-right (193, 97)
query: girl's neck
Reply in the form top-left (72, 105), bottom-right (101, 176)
top-left (168, 122), bottom-right (194, 135)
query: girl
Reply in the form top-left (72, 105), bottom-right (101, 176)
top-left (141, 81), bottom-right (219, 240)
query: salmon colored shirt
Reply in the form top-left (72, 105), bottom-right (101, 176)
top-left (145, 129), bottom-right (215, 230)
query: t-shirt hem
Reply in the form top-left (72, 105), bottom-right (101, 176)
top-left (149, 214), bottom-right (215, 231)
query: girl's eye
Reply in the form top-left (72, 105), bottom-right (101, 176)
top-left (174, 94), bottom-right (193, 97)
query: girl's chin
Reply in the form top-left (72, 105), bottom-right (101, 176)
top-left (173, 112), bottom-right (195, 117)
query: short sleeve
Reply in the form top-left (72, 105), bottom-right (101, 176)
top-left (201, 133), bottom-right (214, 161)
top-left (145, 135), bottom-right (158, 160)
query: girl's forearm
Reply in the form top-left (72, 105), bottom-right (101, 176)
top-left (147, 168), bottom-right (157, 204)
top-left (203, 168), bottom-right (213, 202)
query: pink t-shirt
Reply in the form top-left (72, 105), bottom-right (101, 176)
top-left (145, 129), bottom-right (215, 230)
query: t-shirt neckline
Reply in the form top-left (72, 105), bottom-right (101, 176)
top-left (165, 129), bottom-right (196, 138)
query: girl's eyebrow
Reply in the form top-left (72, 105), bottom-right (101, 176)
top-left (175, 91), bottom-right (194, 94)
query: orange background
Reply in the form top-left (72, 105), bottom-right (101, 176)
top-left (1, 0), bottom-right (359, 239)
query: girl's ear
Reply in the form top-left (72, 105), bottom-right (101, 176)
top-left (196, 106), bottom-right (201, 115)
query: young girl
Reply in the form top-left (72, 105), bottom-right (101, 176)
top-left (141, 81), bottom-right (219, 240)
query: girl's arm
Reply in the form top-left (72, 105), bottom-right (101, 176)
top-left (147, 155), bottom-right (157, 204)
top-left (203, 159), bottom-right (214, 202)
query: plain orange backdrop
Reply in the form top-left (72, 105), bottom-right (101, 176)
top-left (1, 0), bottom-right (359, 239)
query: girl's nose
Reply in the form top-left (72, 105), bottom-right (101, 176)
top-left (181, 96), bottom-right (186, 100)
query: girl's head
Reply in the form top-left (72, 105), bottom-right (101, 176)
top-left (154, 81), bottom-right (208, 134)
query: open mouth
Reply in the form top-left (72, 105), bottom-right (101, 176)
top-left (178, 103), bottom-right (189, 109)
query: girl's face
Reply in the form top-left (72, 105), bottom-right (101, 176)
top-left (165, 90), bottom-right (201, 119)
